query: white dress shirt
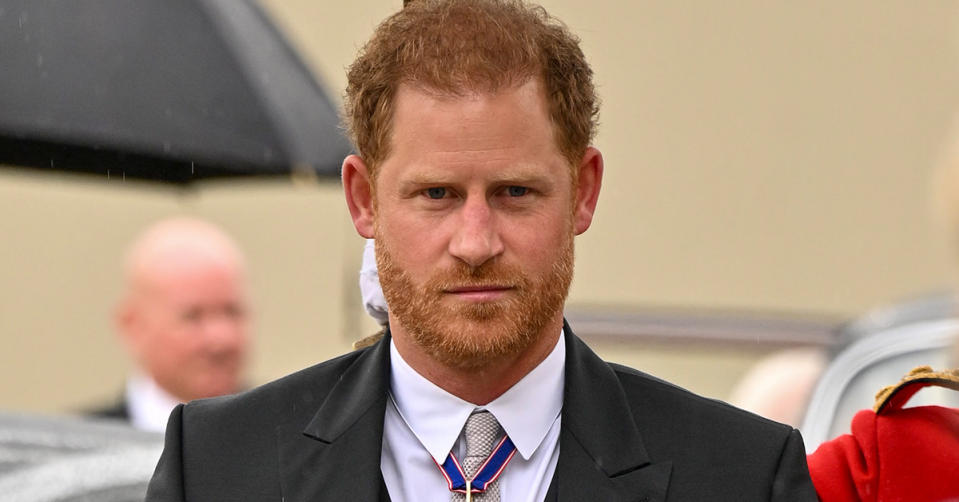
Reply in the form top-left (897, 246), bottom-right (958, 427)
top-left (125, 373), bottom-right (182, 432)
top-left (381, 332), bottom-right (565, 502)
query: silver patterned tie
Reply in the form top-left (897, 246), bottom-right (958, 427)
top-left (451, 410), bottom-right (502, 502)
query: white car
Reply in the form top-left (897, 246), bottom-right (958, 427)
top-left (0, 412), bottom-right (162, 502)
top-left (801, 292), bottom-right (959, 452)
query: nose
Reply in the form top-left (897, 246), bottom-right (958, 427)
top-left (448, 196), bottom-right (504, 268)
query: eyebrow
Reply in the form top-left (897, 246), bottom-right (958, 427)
top-left (397, 165), bottom-right (556, 188)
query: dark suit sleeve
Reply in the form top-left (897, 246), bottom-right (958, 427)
top-left (145, 404), bottom-right (187, 501)
top-left (770, 429), bottom-right (819, 501)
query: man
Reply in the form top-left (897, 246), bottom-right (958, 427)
top-left (147, 1), bottom-right (817, 500)
top-left (93, 217), bottom-right (250, 432)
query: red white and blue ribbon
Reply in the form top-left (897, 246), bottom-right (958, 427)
top-left (435, 435), bottom-right (517, 494)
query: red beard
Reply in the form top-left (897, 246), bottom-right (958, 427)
top-left (376, 235), bottom-right (573, 370)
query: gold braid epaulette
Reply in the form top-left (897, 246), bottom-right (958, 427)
top-left (873, 365), bottom-right (959, 413)
top-left (352, 329), bottom-right (387, 351)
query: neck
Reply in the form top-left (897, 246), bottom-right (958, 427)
top-left (390, 315), bottom-right (564, 405)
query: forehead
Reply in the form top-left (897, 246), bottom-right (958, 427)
top-left (137, 257), bottom-right (244, 303)
top-left (380, 80), bottom-right (565, 179)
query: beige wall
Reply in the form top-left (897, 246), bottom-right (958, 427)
top-left (2, 1), bottom-right (958, 413)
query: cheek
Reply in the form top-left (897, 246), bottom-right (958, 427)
top-left (151, 323), bottom-right (201, 357)
top-left (227, 323), bottom-right (251, 350)
top-left (379, 215), bottom-right (450, 263)
top-left (506, 235), bottom-right (565, 274)
top-left (503, 210), bottom-right (571, 251)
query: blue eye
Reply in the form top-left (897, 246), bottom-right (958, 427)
top-left (507, 186), bottom-right (528, 197)
top-left (426, 187), bottom-right (446, 199)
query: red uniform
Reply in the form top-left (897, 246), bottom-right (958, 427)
top-left (807, 367), bottom-right (959, 502)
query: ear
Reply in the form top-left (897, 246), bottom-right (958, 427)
top-left (343, 154), bottom-right (376, 238)
top-left (114, 298), bottom-right (143, 356)
top-left (572, 147), bottom-right (603, 235)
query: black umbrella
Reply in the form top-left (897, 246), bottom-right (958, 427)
top-left (0, 0), bottom-right (352, 184)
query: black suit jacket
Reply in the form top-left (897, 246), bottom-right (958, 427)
top-left (86, 396), bottom-right (131, 422)
top-left (146, 324), bottom-right (817, 501)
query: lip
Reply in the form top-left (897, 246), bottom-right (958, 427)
top-left (445, 285), bottom-right (513, 301)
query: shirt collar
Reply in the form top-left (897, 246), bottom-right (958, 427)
top-left (388, 330), bottom-right (565, 463)
top-left (125, 372), bottom-right (183, 432)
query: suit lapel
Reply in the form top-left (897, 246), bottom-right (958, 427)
top-left (274, 324), bottom-right (672, 501)
top-left (277, 333), bottom-right (393, 502)
top-left (552, 323), bottom-right (672, 502)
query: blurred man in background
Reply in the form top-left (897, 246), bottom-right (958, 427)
top-left (90, 217), bottom-right (251, 432)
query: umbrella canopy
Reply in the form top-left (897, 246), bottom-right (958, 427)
top-left (0, 0), bottom-right (352, 183)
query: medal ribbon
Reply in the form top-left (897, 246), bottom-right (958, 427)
top-left (435, 435), bottom-right (517, 494)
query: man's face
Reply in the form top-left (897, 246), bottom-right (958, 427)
top-left (125, 259), bottom-right (249, 401)
top-left (370, 80), bottom-right (582, 369)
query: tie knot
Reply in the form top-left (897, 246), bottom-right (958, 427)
top-left (464, 410), bottom-right (500, 459)
top-left (442, 410), bottom-right (514, 501)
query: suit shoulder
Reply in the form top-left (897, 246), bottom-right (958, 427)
top-left (605, 360), bottom-right (809, 496)
top-left (183, 347), bottom-right (370, 426)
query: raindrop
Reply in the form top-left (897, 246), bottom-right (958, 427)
top-left (36, 54), bottom-right (43, 68)
top-left (162, 142), bottom-right (171, 153)
top-left (191, 162), bottom-right (195, 175)
top-left (122, 171), bottom-right (125, 182)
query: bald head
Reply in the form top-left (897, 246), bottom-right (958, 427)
top-left (124, 218), bottom-right (245, 291)
top-left (117, 218), bottom-right (250, 403)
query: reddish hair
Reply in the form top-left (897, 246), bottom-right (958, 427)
top-left (344, 0), bottom-right (599, 177)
